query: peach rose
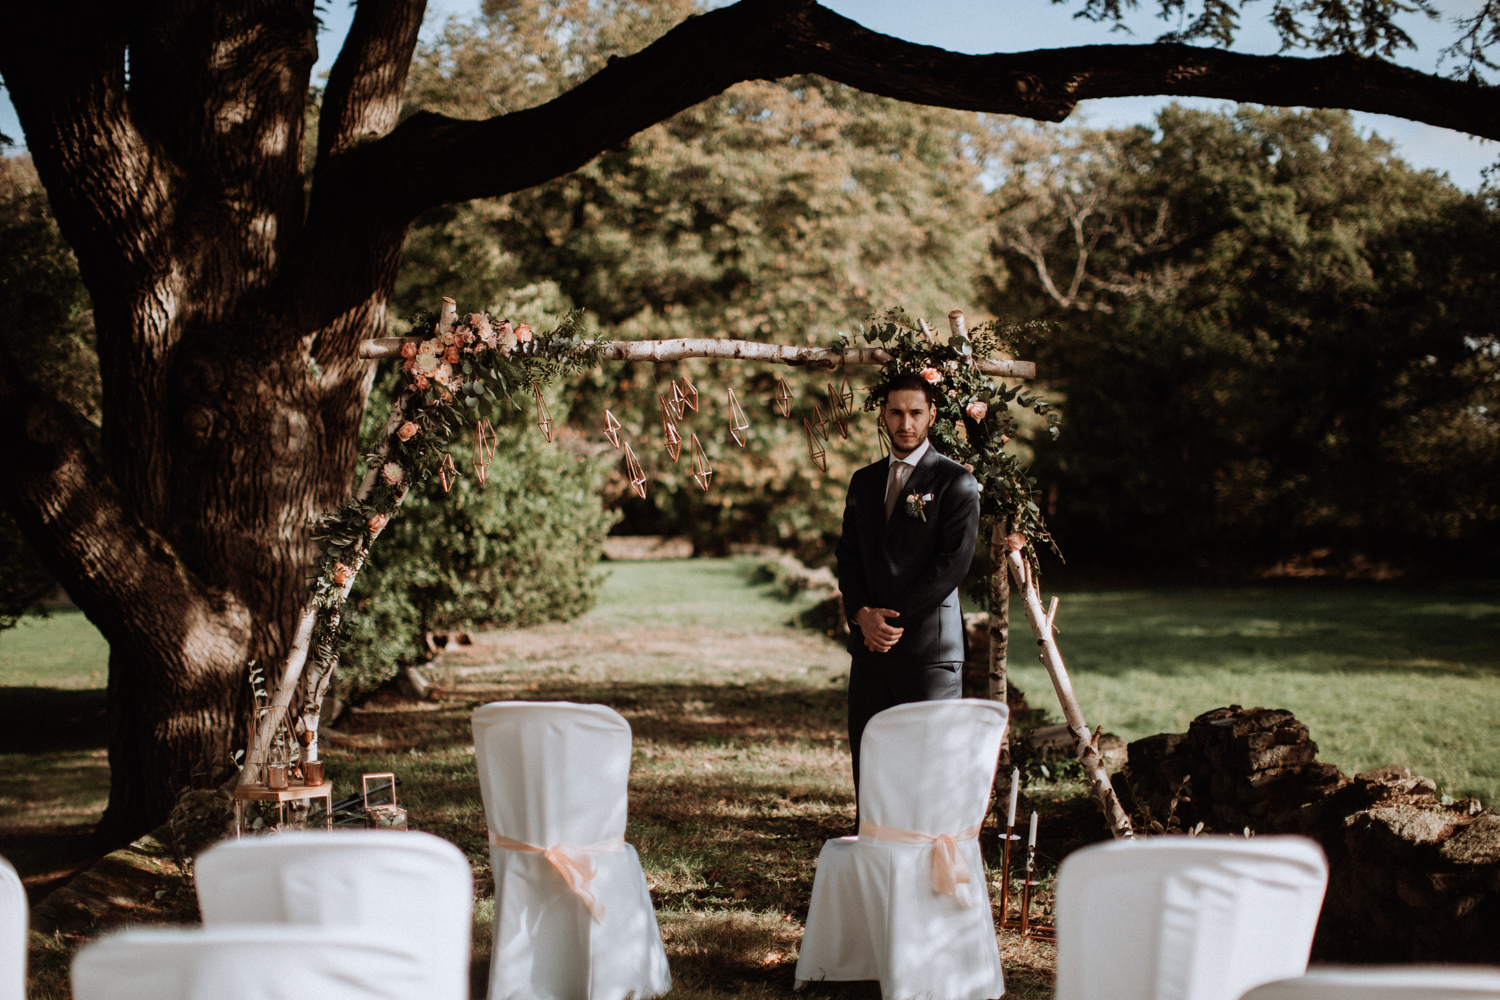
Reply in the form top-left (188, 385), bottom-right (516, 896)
top-left (402, 358), bottom-right (416, 373)
top-left (515, 324), bottom-right (534, 344)
top-left (920, 367), bottom-right (941, 384)
top-left (332, 562), bottom-right (355, 587)
top-left (397, 421), bottom-right (419, 442)
top-left (1004, 532), bottom-right (1027, 552)
top-left (414, 375), bottom-right (429, 389)
top-left (439, 330), bottom-right (456, 347)
top-left (382, 462), bottom-right (404, 486)
top-left (399, 342), bottom-right (418, 359)
top-left (367, 513), bottom-right (389, 535)
top-left (443, 345), bottom-right (460, 364)
top-left (965, 400), bottom-right (988, 421)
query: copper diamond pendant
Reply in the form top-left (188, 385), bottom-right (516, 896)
top-left (690, 433), bottom-right (713, 491)
top-left (668, 381), bottom-right (688, 420)
top-left (876, 417), bottom-right (893, 460)
top-left (727, 388), bottom-right (749, 447)
top-left (679, 375), bottom-right (700, 413)
top-left (775, 377), bottom-right (793, 417)
top-left (659, 395), bottom-right (683, 461)
top-left (439, 452), bottom-right (460, 493)
top-left (603, 410), bottom-right (623, 449)
top-left (811, 403), bottom-right (831, 442)
top-left (534, 386), bottom-right (554, 442)
top-left (804, 418), bottom-right (828, 472)
top-left (624, 443), bottom-right (647, 499)
top-left (827, 382), bottom-right (852, 440)
top-left (472, 419), bottom-right (497, 486)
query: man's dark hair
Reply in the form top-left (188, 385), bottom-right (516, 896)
top-left (876, 372), bottom-right (940, 408)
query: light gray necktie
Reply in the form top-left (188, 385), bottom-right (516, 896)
top-left (883, 461), bottom-right (912, 523)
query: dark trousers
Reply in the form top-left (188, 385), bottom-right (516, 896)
top-left (847, 653), bottom-right (962, 799)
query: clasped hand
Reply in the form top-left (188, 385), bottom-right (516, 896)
top-left (854, 606), bottom-right (903, 653)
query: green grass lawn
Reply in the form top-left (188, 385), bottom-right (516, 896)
top-left (1003, 580), bottom-right (1500, 803)
top-left (0, 608), bottom-right (109, 688)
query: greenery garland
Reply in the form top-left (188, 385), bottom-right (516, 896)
top-left (835, 308), bottom-right (1060, 600)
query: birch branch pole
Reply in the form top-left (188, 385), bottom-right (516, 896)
top-left (357, 336), bottom-right (1037, 379)
top-left (1004, 536), bottom-right (1134, 839)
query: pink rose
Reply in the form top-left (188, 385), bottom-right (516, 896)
top-left (965, 400), bottom-right (988, 421)
top-left (1004, 533), bottom-right (1027, 553)
top-left (332, 563), bottom-right (355, 587)
top-left (514, 324), bottom-right (534, 344)
top-left (413, 375), bottom-right (429, 389)
top-left (367, 513), bottom-right (389, 535)
top-left (397, 421), bottom-right (419, 442)
top-left (382, 462), bottom-right (404, 486)
top-left (920, 367), bottom-right (942, 384)
top-left (399, 342), bottom-right (418, 359)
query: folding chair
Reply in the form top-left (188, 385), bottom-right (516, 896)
top-left (472, 701), bottom-right (671, 1000)
top-left (1241, 966), bottom-right (1500, 1000)
top-left (1056, 835), bottom-right (1329, 1000)
top-left (795, 699), bottom-right (1010, 1000)
top-left (0, 854), bottom-right (24, 1000)
top-left (195, 829), bottom-right (472, 1000)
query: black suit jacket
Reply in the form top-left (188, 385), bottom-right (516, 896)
top-left (835, 445), bottom-right (980, 664)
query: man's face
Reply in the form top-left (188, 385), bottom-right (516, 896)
top-left (881, 388), bottom-right (937, 458)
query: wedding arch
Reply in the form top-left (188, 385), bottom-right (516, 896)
top-left (239, 297), bottom-right (1132, 838)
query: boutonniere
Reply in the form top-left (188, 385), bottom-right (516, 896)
top-left (904, 492), bottom-right (935, 521)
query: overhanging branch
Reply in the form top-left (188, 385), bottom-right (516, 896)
top-left (336, 0), bottom-right (1500, 220)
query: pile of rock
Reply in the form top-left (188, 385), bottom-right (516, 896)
top-left (1116, 706), bottom-right (1500, 963)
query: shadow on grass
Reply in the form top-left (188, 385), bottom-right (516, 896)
top-left (0, 687), bottom-right (107, 753)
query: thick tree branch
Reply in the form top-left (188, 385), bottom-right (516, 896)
top-left (0, 2), bottom-right (174, 280)
top-left (318, 0), bottom-right (428, 161)
top-left (0, 373), bottom-right (244, 665)
top-left (323, 0), bottom-right (1499, 224)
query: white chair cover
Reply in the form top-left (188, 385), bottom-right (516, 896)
top-left (1241, 967), bottom-right (1500, 1000)
top-left (1056, 835), bottom-right (1329, 1000)
top-left (795, 699), bottom-right (1010, 1000)
top-left (472, 701), bottom-right (671, 1000)
top-left (195, 830), bottom-right (472, 1000)
top-left (72, 925), bottom-right (424, 1000)
top-left (1, 854), bottom-right (25, 1000)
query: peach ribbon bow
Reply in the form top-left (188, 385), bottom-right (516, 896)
top-left (858, 820), bottom-right (984, 908)
top-left (488, 831), bottom-right (625, 921)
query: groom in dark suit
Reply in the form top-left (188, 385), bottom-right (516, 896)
top-left (836, 373), bottom-right (981, 791)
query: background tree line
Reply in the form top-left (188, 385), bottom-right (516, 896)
top-left (5, 0), bottom-right (1497, 700)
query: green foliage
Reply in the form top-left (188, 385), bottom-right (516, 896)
top-left (400, 3), bottom-right (1007, 562)
top-left (335, 369), bottom-right (617, 701)
top-left (991, 106), bottom-right (1500, 571)
top-left (0, 155), bottom-right (99, 625)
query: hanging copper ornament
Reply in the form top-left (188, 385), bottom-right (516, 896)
top-left (679, 375), bottom-right (700, 413)
top-left (659, 395), bottom-right (682, 462)
top-left (603, 410), bottom-right (623, 450)
top-left (811, 403), bottom-right (831, 442)
top-left (472, 418), bottom-right (497, 486)
top-left (827, 382), bottom-right (852, 440)
top-left (439, 452), bottom-right (460, 493)
top-left (876, 416), bottom-right (893, 461)
top-left (668, 381), bottom-right (688, 421)
top-left (689, 433), bottom-right (713, 491)
top-left (804, 418), bottom-right (828, 472)
top-left (534, 386), bottom-right (554, 442)
top-left (727, 388), bottom-right (750, 447)
top-left (775, 377), bottom-right (793, 417)
top-left (838, 377), bottom-right (855, 414)
top-left (623, 442), bottom-right (648, 499)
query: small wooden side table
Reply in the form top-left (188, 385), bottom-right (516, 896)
top-left (233, 781), bottom-right (334, 837)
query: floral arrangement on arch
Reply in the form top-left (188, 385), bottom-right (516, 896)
top-left (834, 308), bottom-right (1062, 587)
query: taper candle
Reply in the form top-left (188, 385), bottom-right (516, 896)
top-left (1028, 809), bottom-right (1039, 849)
top-left (1006, 767), bottom-right (1020, 827)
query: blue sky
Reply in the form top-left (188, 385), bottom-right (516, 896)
top-left (2, 0), bottom-right (1493, 189)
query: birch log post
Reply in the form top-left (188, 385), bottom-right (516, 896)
top-left (237, 372), bottom-right (425, 788)
top-left (357, 336), bottom-right (1037, 379)
top-left (1004, 536), bottom-right (1134, 838)
top-left (987, 521), bottom-right (1011, 707)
